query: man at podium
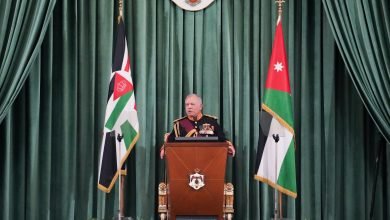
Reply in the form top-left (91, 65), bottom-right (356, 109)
top-left (160, 94), bottom-right (235, 159)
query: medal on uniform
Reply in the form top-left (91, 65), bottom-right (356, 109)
top-left (199, 123), bottom-right (214, 136)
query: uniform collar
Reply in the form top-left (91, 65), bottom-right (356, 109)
top-left (187, 113), bottom-right (203, 121)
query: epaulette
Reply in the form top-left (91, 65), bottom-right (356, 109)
top-left (173, 116), bottom-right (187, 123)
top-left (204, 114), bottom-right (218, 120)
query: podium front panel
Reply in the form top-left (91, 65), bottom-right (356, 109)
top-left (166, 142), bottom-right (228, 219)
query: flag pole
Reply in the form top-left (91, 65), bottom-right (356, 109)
top-left (273, 134), bottom-right (280, 220)
top-left (279, 191), bottom-right (283, 219)
top-left (117, 133), bottom-right (124, 219)
top-left (118, 0), bottom-right (123, 24)
top-left (116, 1), bottom-right (124, 218)
top-left (273, 1), bottom-right (285, 219)
top-left (275, 0), bottom-right (284, 18)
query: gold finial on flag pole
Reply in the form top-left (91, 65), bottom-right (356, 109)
top-left (118, 0), bottom-right (123, 23)
top-left (275, 0), bottom-right (285, 17)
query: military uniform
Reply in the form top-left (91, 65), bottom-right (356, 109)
top-left (167, 114), bottom-right (226, 142)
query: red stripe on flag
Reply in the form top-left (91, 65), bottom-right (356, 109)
top-left (124, 57), bottom-right (130, 72)
top-left (264, 22), bottom-right (291, 93)
top-left (113, 73), bottom-right (133, 100)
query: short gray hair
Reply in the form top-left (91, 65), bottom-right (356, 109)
top-left (185, 93), bottom-right (203, 104)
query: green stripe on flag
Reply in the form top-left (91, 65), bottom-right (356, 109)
top-left (263, 89), bottom-right (294, 127)
top-left (120, 120), bottom-right (137, 148)
top-left (277, 140), bottom-right (297, 193)
top-left (105, 91), bottom-right (133, 129)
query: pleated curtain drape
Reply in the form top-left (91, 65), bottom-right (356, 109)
top-left (322, 0), bottom-right (390, 142)
top-left (0, 0), bottom-right (389, 219)
top-left (0, 0), bottom-right (56, 122)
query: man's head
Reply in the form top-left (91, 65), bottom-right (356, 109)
top-left (185, 94), bottom-right (203, 119)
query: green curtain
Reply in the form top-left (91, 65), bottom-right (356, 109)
top-left (0, 0), bottom-right (56, 122)
top-left (1, 0), bottom-right (389, 219)
top-left (322, 0), bottom-right (390, 142)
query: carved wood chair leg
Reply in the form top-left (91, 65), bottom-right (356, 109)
top-left (158, 182), bottom-right (168, 220)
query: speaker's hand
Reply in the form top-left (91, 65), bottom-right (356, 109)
top-left (164, 133), bottom-right (170, 142)
top-left (160, 145), bottom-right (165, 159)
top-left (227, 141), bottom-right (236, 157)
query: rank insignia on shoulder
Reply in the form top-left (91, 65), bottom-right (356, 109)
top-left (204, 114), bottom-right (218, 120)
top-left (173, 116), bottom-right (187, 123)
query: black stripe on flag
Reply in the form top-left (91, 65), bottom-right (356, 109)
top-left (112, 19), bottom-right (126, 72)
top-left (98, 131), bottom-right (117, 188)
top-left (107, 76), bottom-right (115, 103)
top-left (106, 19), bottom-right (125, 102)
top-left (255, 110), bottom-right (273, 172)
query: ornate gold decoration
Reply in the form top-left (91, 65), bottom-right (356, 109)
top-left (189, 169), bottom-right (205, 190)
top-left (223, 183), bottom-right (234, 220)
top-left (118, 0), bottom-right (123, 23)
top-left (275, 0), bottom-right (285, 16)
top-left (158, 183), bottom-right (168, 220)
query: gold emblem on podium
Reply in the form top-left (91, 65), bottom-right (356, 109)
top-left (189, 168), bottom-right (205, 190)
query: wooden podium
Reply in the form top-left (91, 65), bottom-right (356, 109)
top-left (165, 142), bottom-right (229, 220)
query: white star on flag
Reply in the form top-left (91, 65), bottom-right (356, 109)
top-left (274, 62), bottom-right (284, 72)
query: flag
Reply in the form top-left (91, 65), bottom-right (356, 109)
top-left (254, 18), bottom-right (297, 198)
top-left (98, 18), bottom-right (139, 193)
